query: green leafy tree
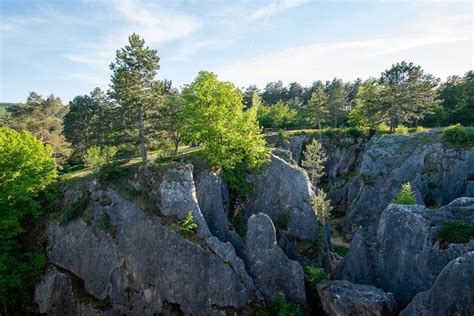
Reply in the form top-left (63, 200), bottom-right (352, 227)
top-left (392, 182), bottom-right (417, 205)
top-left (182, 71), bottom-right (269, 171)
top-left (379, 61), bottom-right (439, 130)
top-left (261, 81), bottom-right (288, 105)
top-left (64, 87), bottom-right (114, 157)
top-left (179, 211), bottom-right (198, 236)
top-left (83, 145), bottom-right (118, 170)
top-left (6, 92), bottom-right (71, 164)
top-left (109, 33), bottom-right (163, 168)
top-left (257, 101), bottom-right (297, 128)
top-left (0, 127), bottom-right (57, 310)
top-left (325, 78), bottom-right (349, 128)
top-left (304, 83), bottom-right (329, 140)
top-left (301, 139), bottom-right (326, 186)
top-left (349, 79), bottom-right (383, 129)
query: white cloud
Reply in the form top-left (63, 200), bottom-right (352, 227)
top-left (250, 0), bottom-right (308, 21)
top-left (217, 13), bottom-right (473, 87)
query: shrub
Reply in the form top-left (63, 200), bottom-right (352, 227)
top-left (332, 244), bottom-right (349, 257)
top-left (392, 182), bottom-right (416, 205)
top-left (83, 145), bottom-right (117, 169)
top-left (376, 122), bottom-right (390, 132)
top-left (415, 126), bottom-right (425, 133)
top-left (278, 209), bottom-right (292, 230)
top-left (304, 265), bottom-right (329, 287)
top-left (179, 211), bottom-right (198, 236)
top-left (269, 292), bottom-right (304, 316)
top-left (278, 129), bottom-right (290, 143)
top-left (428, 180), bottom-right (438, 189)
top-left (394, 125), bottom-right (409, 135)
top-left (437, 221), bottom-right (474, 245)
top-left (311, 190), bottom-right (333, 223)
top-left (442, 124), bottom-right (474, 146)
top-left (302, 139), bottom-right (326, 187)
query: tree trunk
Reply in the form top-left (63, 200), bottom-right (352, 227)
top-left (318, 119), bottom-right (322, 142)
top-left (173, 134), bottom-right (180, 157)
top-left (139, 109), bottom-right (148, 169)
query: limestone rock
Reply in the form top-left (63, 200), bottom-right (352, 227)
top-left (317, 280), bottom-right (397, 316)
top-left (243, 213), bottom-right (306, 305)
top-left (401, 251), bottom-right (474, 316)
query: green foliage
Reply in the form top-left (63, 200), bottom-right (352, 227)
top-left (415, 126), bottom-right (425, 133)
top-left (428, 180), bottom-right (438, 189)
top-left (257, 101), bottom-right (297, 128)
top-left (5, 92), bottom-right (71, 164)
top-left (230, 211), bottom-right (247, 237)
top-left (304, 265), bottom-right (329, 287)
top-left (392, 182), bottom-right (417, 205)
top-left (278, 209), bottom-right (292, 230)
top-left (394, 125), bottom-right (409, 135)
top-left (179, 211), bottom-right (198, 236)
top-left (437, 221), bottom-right (474, 246)
top-left (64, 88), bottom-right (114, 158)
top-left (60, 195), bottom-right (90, 225)
top-left (278, 129), bottom-right (290, 143)
top-left (311, 190), bottom-right (333, 224)
top-left (269, 292), bottom-right (304, 316)
top-left (332, 245), bottom-right (349, 257)
top-left (83, 145), bottom-right (118, 170)
top-left (442, 124), bottom-right (474, 146)
top-left (98, 213), bottom-right (115, 235)
top-left (302, 139), bottom-right (326, 186)
top-left (0, 127), bottom-right (57, 307)
top-left (223, 167), bottom-right (254, 199)
top-left (376, 122), bottom-right (390, 132)
top-left (182, 71), bottom-right (269, 171)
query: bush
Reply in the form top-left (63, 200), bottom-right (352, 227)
top-left (278, 129), bottom-right (290, 143)
top-left (442, 124), bottom-right (474, 146)
top-left (332, 244), bottom-right (349, 257)
top-left (415, 126), bottom-right (425, 133)
top-left (376, 122), bottom-right (390, 132)
top-left (278, 209), bottom-right (291, 230)
top-left (269, 292), bottom-right (304, 316)
top-left (395, 124), bottom-right (409, 135)
top-left (83, 145), bottom-right (117, 169)
top-left (179, 211), bottom-right (198, 236)
top-left (392, 182), bottom-right (416, 205)
top-left (304, 265), bottom-right (329, 287)
top-left (437, 221), bottom-right (474, 245)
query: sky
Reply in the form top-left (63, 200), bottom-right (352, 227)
top-left (0, 0), bottom-right (472, 103)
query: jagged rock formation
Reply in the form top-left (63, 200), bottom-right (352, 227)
top-left (35, 157), bottom-right (323, 314)
top-left (243, 213), bottom-right (306, 305)
top-left (341, 198), bottom-right (474, 306)
top-left (400, 251), bottom-right (474, 316)
top-left (317, 280), bottom-right (397, 316)
top-left (245, 154), bottom-right (330, 267)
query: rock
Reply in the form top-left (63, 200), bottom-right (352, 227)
top-left (342, 199), bottom-right (474, 306)
top-left (342, 134), bottom-right (474, 235)
top-left (195, 171), bottom-right (242, 251)
top-left (41, 188), bottom-right (259, 315)
top-left (243, 213), bottom-right (306, 305)
top-left (401, 251), bottom-right (474, 316)
top-left (34, 266), bottom-right (112, 315)
top-left (157, 164), bottom-right (211, 238)
top-left (317, 280), bottom-right (397, 316)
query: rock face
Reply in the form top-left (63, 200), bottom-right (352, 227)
top-left (341, 198), bottom-right (474, 306)
top-left (40, 177), bottom-right (260, 315)
top-left (195, 171), bottom-right (242, 251)
top-left (246, 154), bottom-right (330, 267)
top-left (317, 280), bottom-right (397, 316)
top-left (341, 133), bottom-right (474, 235)
top-left (401, 251), bottom-right (474, 316)
top-left (243, 213), bottom-right (306, 305)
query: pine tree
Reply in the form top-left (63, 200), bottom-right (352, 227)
top-left (301, 139), bottom-right (326, 187)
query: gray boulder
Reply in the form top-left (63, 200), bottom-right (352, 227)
top-left (317, 280), bottom-right (397, 316)
top-left (243, 213), bottom-right (306, 305)
top-left (342, 199), bottom-right (474, 306)
top-left (401, 251), bottom-right (474, 316)
top-left (41, 188), bottom-right (259, 315)
top-left (195, 171), bottom-right (242, 250)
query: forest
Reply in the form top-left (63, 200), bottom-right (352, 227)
top-left (1, 33), bottom-right (473, 313)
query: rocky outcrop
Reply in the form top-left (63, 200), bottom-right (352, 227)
top-left (195, 170), bottom-right (242, 251)
top-left (317, 280), bottom-right (397, 316)
top-left (243, 213), bottom-right (306, 305)
top-left (400, 251), bottom-right (474, 316)
top-left (246, 154), bottom-right (329, 266)
top-left (41, 184), bottom-right (259, 315)
top-left (341, 198), bottom-right (474, 306)
top-left (342, 133), bottom-right (474, 235)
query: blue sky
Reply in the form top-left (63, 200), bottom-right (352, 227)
top-left (0, 0), bottom-right (472, 103)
